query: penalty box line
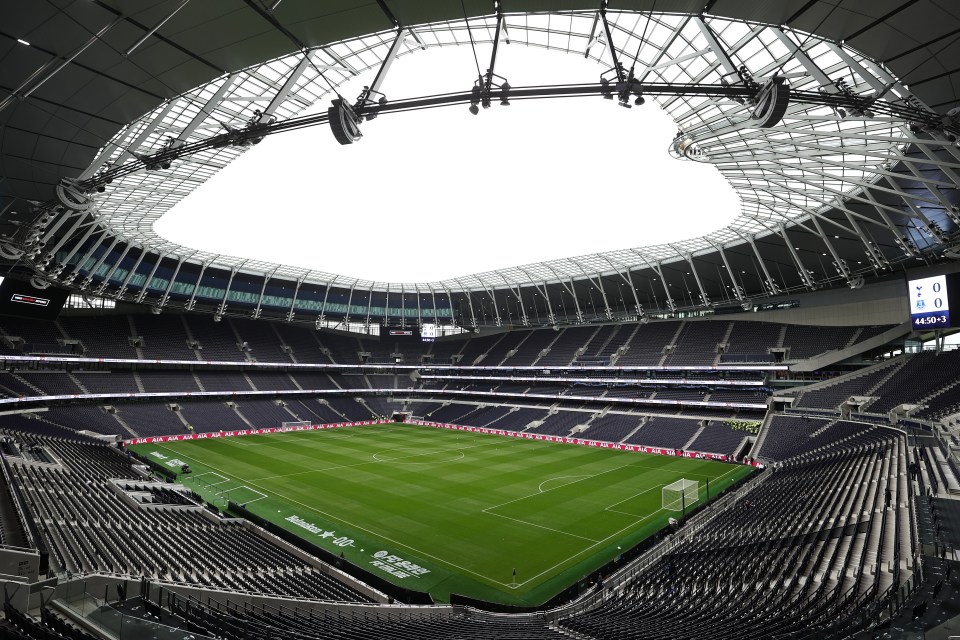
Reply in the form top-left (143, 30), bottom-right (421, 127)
top-left (481, 460), bottom-right (743, 557)
top-left (192, 471), bottom-right (230, 486)
top-left (510, 463), bottom-right (746, 590)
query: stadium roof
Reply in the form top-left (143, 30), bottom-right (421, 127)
top-left (1, 1), bottom-right (958, 326)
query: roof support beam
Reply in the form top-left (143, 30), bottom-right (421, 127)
top-left (808, 216), bottom-right (851, 281)
top-left (186, 261), bottom-right (211, 311)
top-left (742, 234), bottom-right (780, 295)
top-left (115, 246), bottom-right (148, 298)
top-left (258, 54), bottom-right (314, 123)
top-left (158, 256), bottom-right (189, 308)
top-left (601, 258), bottom-right (644, 317)
top-left (638, 17), bottom-right (690, 83)
top-left (677, 250), bottom-right (712, 307)
top-left (841, 209), bottom-right (890, 270)
top-left (695, 17), bottom-right (737, 77)
top-left (775, 223), bottom-right (817, 290)
top-left (252, 267), bottom-right (279, 319)
top-left (711, 242), bottom-right (745, 302)
top-left (482, 286), bottom-right (503, 327)
top-left (344, 281), bottom-right (358, 324)
top-left (82, 235), bottom-right (121, 288)
top-left (355, 29), bottom-right (405, 115)
top-left (454, 280), bottom-right (478, 328)
top-left (41, 209), bottom-right (83, 249)
top-left (94, 243), bottom-right (134, 294)
top-left (318, 282), bottom-right (333, 324)
top-left (770, 28), bottom-right (834, 89)
top-left (287, 277), bottom-right (304, 322)
top-left (215, 265), bottom-right (240, 317)
top-left (136, 253), bottom-right (167, 303)
top-left (59, 223), bottom-right (105, 285)
top-left (599, 1), bottom-right (626, 82)
top-left (125, 0), bottom-right (191, 57)
top-left (643, 260), bottom-right (675, 313)
top-left (83, 92), bottom-right (177, 178)
top-left (858, 190), bottom-right (918, 257)
top-left (174, 73), bottom-right (241, 146)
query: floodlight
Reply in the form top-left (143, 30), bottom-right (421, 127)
top-left (469, 104), bottom-right (479, 115)
top-left (635, 95), bottom-right (645, 106)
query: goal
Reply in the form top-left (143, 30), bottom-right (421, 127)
top-left (662, 479), bottom-right (699, 511)
top-left (281, 420), bottom-right (312, 430)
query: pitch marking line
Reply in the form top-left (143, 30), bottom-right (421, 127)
top-left (149, 443), bottom-right (518, 588)
top-left (150, 440), bottom-right (749, 592)
top-left (482, 510), bottom-right (601, 543)
top-left (537, 476), bottom-right (589, 493)
top-left (372, 449), bottom-right (465, 464)
top-left (604, 485), bottom-right (664, 518)
top-left (221, 436), bottom-right (263, 447)
top-left (192, 472), bottom-right (230, 486)
top-left (234, 486), bottom-right (269, 504)
top-left (253, 439), bottom-right (503, 482)
top-left (510, 464), bottom-right (746, 589)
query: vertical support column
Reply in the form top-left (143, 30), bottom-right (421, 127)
top-left (218, 265), bottom-right (241, 317)
top-left (287, 277), bottom-right (305, 322)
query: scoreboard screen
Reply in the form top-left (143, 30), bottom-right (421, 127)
top-left (908, 273), bottom-right (960, 330)
top-left (421, 323), bottom-right (437, 342)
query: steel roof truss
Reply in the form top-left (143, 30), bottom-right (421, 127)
top-left (287, 277), bottom-right (305, 322)
top-left (115, 246), bottom-right (147, 298)
top-left (774, 222), bottom-right (817, 291)
top-left (809, 216), bottom-right (851, 281)
top-left (59, 223), bottom-right (105, 285)
top-left (83, 235), bottom-right (121, 289)
top-left (136, 252), bottom-right (169, 303)
top-left (186, 260), bottom-right (212, 311)
top-left (94, 243), bottom-right (133, 295)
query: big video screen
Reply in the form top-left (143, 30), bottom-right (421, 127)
top-left (908, 273), bottom-right (960, 330)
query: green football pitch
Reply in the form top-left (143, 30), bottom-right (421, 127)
top-left (130, 423), bottom-right (754, 606)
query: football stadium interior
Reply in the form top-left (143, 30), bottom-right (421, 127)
top-left (2, 1), bottom-right (960, 638)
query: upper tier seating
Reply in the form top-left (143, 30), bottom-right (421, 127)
top-left (131, 315), bottom-right (197, 360)
top-left (867, 351), bottom-right (960, 414)
top-left (665, 321), bottom-right (730, 365)
top-left (687, 420), bottom-right (747, 456)
top-left (625, 417), bottom-right (701, 449)
top-left (796, 364), bottom-right (896, 410)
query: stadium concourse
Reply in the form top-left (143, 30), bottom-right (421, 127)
top-left (2, 1), bottom-right (960, 639)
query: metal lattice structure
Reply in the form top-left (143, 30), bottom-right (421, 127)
top-left (1, 2), bottom-right (959, 328)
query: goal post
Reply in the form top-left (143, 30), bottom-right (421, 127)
top-left (662, 479), bottom-right (699, 512)
top-left (281, 420), bottom-right (312, 430)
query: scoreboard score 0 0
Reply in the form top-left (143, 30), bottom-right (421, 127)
top-left (421, 323), bottom-right (437, 342)
top-left (908, 274), bottom-right (955, 329)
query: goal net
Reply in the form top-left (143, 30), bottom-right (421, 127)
top-left (281, 420), bottom-right (312, 430)
top-left (662, 479), bottom-right (699, 511)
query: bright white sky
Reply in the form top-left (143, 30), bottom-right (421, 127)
top-left (155, 44), bottom-right (741, 283)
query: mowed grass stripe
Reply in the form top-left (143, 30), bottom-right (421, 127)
top-left (134, 423), bottom-right (754, 605)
